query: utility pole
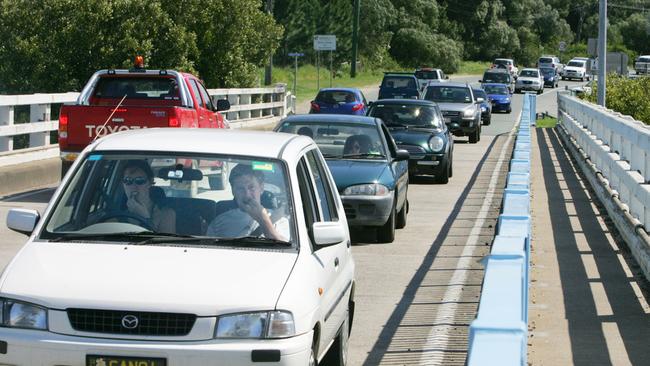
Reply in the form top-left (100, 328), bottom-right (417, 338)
top-left (351, 0), bottom-right (360, 77)
top-left (597, 0), bottom-right (607, 106)
top-left (264, 0), bottom-right (274, 85)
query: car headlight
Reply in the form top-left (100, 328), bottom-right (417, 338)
top-left (480, 106), bottom-right (487, 112)
top-left (463, 109), bottom-right (474, 117)
top-left (0, 298), bottom-right (48, 330)
top-left (343, 183), bottom-right (390, 196)
top-left (429, 136), bottom-right (445, 152)
top-left (215, 311), bottom-right (295, 339)
top-left (504, 98), bottom-right (510, 102)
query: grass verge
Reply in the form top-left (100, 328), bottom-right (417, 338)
top-left (536, 116), bottom-right (557, 128)
top-left (457, 61), bottom-right (491, 75)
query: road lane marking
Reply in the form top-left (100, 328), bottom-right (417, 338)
top-left (418, 111), bottom-right (521, 364)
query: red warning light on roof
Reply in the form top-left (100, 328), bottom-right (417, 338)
top-left (134, 56), bottom-right (144, 69)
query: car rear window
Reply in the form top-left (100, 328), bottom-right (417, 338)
top-left (93, 76), bottom-right (179, 100)
top-left (382, 77), bottom-right (417, 89)
top-left (539, 57), bottom-right (553, 63)
top-left (482, 71), bottom-right (510, 83)
top-left (415, 71), bottom-right (439, 79)
top-left (315, 90), bottom-right (357, 104)
top-left (567, 61), bottom-right (585, 67)
top-left (494, 59), bottom-right (511, 65)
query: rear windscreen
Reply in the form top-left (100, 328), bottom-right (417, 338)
top-left (93, 77), bottom-right (179, 100)
top-left (415, 71), bottom-right (439, 79)
top-left (638, 57), bottom-right (650, 63)
top-left (567, 61), bottom-right (585, 67)
top-left (315, 90), bottom-right (356, 104)
top-left (539, 58), bottom-right (553, 63)
top-left (382, 77), bottom-right (417, 89)
top-left (482, 72), bottom-right (510, 83)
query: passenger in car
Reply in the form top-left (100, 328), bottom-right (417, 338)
top-left (121, 160), bottom-right (176, 233)
top-left (343, 134), bottom-right (372, 155)
top-left (206, 164), bottom-right (289, 241)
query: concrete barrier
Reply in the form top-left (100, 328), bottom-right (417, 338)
top-left (467, 93), bottom-right (534, 366)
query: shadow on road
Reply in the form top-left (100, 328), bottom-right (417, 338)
top-left (361, 134), bottom-right (502, 366)
top-left (537, 128), bottom-right (650, 365)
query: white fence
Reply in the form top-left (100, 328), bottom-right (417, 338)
top-left (0, 85), bottom-right (295, 167)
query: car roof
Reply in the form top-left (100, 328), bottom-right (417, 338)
top-left (484, 68), bottom-right (510, 73)
top-left (281, 114), bottom-right (379, 126)
top-left (91, 128), bottom-right (306, 159)
top-left (383, 73), bottom-right (416, 78)
top-left (372, 99), bottom-right (438, 106)
top-left (494, 58), bottom-right (513, 62)
top-left (427, 81), bottom-right (469, 88)
top-left (318, 87), bottom-right (360, 93)
top-left (521, 68), bottom-right (539, 72)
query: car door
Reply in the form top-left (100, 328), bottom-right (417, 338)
top-left (298, 149), bottom-right (352, 350)
top-left (379, 122), bottom-right (408, 211)
top-left (195, 80), bottom-right (221, 128)
top-left (188, 79), bottom-right (212, 128)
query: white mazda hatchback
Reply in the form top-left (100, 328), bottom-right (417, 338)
top-left (1, 128), bottom-right (355, 366)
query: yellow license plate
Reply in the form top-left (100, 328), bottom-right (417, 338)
top-left (87, 355), bottom-right (166, 366)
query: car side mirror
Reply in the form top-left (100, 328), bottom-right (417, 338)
top-left (312, 221), bottom-right (347, 247)
top-left (395, 149), bottom-right (410, 161)
top-left (367, 101), bottom-right (373, 106)
top-left (7, 208), bottom-right (40, 236)
top-left (478, 79), bottom-right (483, 82)
top-left (445, 76), bottom-right (449, 80)
top-left (216, 99), bottom-right (230, 112)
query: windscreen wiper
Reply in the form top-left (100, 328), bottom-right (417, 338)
top-left (342, 153), bottom-right (386, 159)
top-left (49, 231), bottom-right (193, 243)
top-left (386, 123), bottom-right (408, 129)
top-left (134, 235), bottom-right (293, 247)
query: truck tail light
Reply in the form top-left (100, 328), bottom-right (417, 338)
top-left (351, 103), bottom-right (364, 111)
top-left (58, 109), bottom-right (69, 148)
top-left (168, 109), bottom-right (180, 127)
top-left (310, 102), bottom-right (320, 112)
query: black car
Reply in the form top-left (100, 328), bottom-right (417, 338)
top-left (378, 73), bottom-right (420, 100)
top-left (480, 68), bottom-right (514, 93)
top-left (367, 99), bottom-right (453, 184)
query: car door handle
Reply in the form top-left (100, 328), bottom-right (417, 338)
top-left (334, 257), bottom-right (339, 267)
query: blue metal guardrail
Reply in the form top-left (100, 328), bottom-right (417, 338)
top-left (466, 93), bottom-right (536, 365)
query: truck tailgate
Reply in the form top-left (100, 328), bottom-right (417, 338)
top-left (63, 106), bottom-right (187, 151)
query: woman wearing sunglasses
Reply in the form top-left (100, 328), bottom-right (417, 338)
top-left (121, 160), bottom-right (176, 233)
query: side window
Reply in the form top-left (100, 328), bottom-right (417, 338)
top-left (189, 80), bottom-right (205, 108)
top-left (197, 81), bottom-right (215, 111)
top-left (305, 150), bottom-right (338, 222)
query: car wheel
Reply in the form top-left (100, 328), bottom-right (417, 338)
top-left (483, 116), bottom-right (491, 126)
top-left (377, 206), bottom-right (396, 243)
top-left (309, 342), bottom-right (317, 366)
top-left (435, 160), bottom-right (450, 184)
top-left (321, 308), bottom-right (350, 366)
top-left (396, 197), bottom-right (408, 229)
top-left (561, 76), bottom-right (565, 80)
top-left (507, 107), bottom-right (512, 113)
top-left (469, 127), bottom-right (479, 143)
top-left (515, 89), bottom-right (520, 94)
top-left (61, 160), bottom-right (73, 179)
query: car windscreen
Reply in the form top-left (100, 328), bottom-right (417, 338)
top-left (494, 59), bottom-right (511, 65)
top-left (415, 71), bottom-right (439, 80)
top-left (519, 70), bottom-right (539, 77)
top-left (368, 104), bottom-right (444, 128)
top-left (92, 76), bottom-right (179, 100)
top-left (540, 68), bottom-right (556, 76)
top-left (484, 85), bottom-right (509, 95)
top-left (473, 90), bottom-right (487, 99)
top-left (482, 72), bottom-right (510, 83)
top-left (567, 61), bottom-right (585, 67)
top-left (41, 153), bottom-right (296, 247)
top-left (382, 76), bottom-right (417, 89)
top-left (424, 86), bottom-right (472, 103)
top-left (639, 57), bottom-right (650, 62)
top-left (315, 90), bottom-right (357, 104)
top-left (277, 122), bottom-right (387, 159)
top-left (538, 57), bottom-right (553, 63)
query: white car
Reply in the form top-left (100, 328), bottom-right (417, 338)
top-left (415, 67), bottom-right (449, 93)
top-left (515, 68), bottom-right (544, 94)
top-left (562, 59), bottom-right (590, 81)
top-left (492, 58), bottom-right (519, 79)
top-left (2, 128), bottom-right (355, 365)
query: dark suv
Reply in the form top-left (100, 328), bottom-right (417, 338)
top-left (424, 82), bottom-right (483, 143)
top-left (379, 73), bottom-right (420, 100)
top-left (480, 69), bottom-right (514, 93)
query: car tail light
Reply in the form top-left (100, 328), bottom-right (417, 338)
top-left (491, 64), bottom-right (496, 68)
top-left (508, 65), bottom-right (512, 70)
top-left (351, 103), bottom-right (364, 111)
top-left (168, 109), bottom-right (180, 127)
top-left (310, 102), bottom-right (320, 112)
top-left (58, 109), bottom-right (69, 148)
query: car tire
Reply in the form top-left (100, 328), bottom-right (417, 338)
top-left (483, 116), bottom-right (491, 126)
top-left (377, 206), bottom-right (396, 243)
top-left (514, 89), bottom-right (520, 94)
top-left (321, 309), bottom-right (350, 366)
top-left (396, 199), bottom-right (408, 229)
top-left (61, 160), bottom-right (73, 179)
top-left (309, 341), bottom-right (317, 366)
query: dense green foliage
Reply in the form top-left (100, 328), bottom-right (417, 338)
top-left (0, 0), bottom-right (282, 93)
top-left (585, 75), bottom-right (650, 124)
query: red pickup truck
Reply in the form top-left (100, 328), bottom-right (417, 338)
top-left (58, 59), bottom-right (230, 177)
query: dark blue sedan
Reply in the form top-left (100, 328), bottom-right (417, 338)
top-left (540, 67), bottom-right (559, 88)
top-left (309, 88), bottom-right (368, 115)
top-left (275, 114), bottom-right (409, 243)
top-left (473, 88), bottom-right (492, 125)
top-left (482, 83), bottom-right (512, 113)
top-left (367, 99), bottom-right (453, 183)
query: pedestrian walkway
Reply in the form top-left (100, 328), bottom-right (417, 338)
top-left (529, 127), bottom-right (650, 365)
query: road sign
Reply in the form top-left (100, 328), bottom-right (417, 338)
top-left (559, 41), bottom-right (566, 52)
top-left (313, 35), bottom-right (336, 51)
top-left (588, 38), bottom-right (598, 57)
top-left (288, 52), bottom-right (304, 57)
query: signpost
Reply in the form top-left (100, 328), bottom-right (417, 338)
top-left (559, 41), bottom-right (567, 64)
top-left (313, 35), bottom-right (337, 89)
top-left (287, 52), bottom-right (304, 97)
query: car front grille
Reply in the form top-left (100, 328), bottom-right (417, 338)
top-left (397, 144), bottom-right (426, 159)
top-left (442, 111), bottom-right (460, 117)
top-left (343, 204), bottom-right (356, 219)
top-left (67, 308), bottom-right (196, 336)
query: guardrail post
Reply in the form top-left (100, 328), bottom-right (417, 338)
top-left (29, 103), bottom-right (50, 147)
top-left (240, 93), bottom-right (252, 120)
top-left (0, 105), bottom-right (14, 152)
top-left (227, 94), bottom-right (239, 121)
top-left (529, 94), bottom-right (536, 125)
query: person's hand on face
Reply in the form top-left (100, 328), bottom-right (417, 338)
top-left (126, 191), bottom-right (150, 218)
top-left (122, 173), bottom-right (151, 219)
top-left (233, 175), bottom-right (266, 223)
